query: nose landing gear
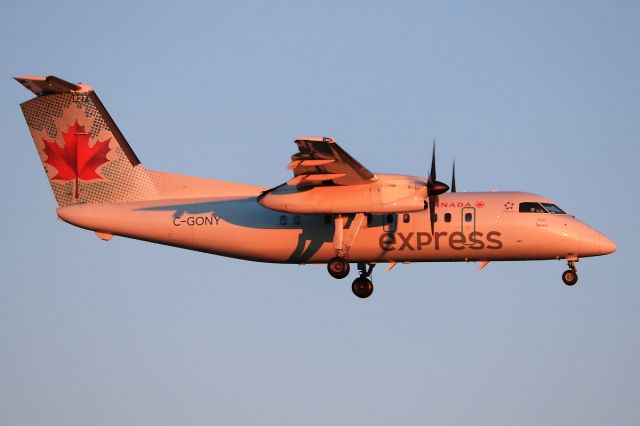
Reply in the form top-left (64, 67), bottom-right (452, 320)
top-left (562, 259), bottom-right (578, 286)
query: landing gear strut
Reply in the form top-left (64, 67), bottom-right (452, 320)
top-left (327, 256), bottom-right (350, 279)
top-left (562, 259), bottom-right (578, 286)
top-left (352, 262), bottom-right (375, 298)
top-left (327, 213), bottom-right (368, 281)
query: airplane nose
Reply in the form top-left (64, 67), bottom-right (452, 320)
top-left (600, 234), bottom-right (617, 255)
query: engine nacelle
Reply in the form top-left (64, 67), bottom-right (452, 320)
top-left (258, 174), bottom-right (428, 214)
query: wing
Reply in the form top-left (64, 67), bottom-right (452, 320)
top-left (287, 137), bottom-right (376, 186)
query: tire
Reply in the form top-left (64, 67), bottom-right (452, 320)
top-left (352, 277), bottom-right (374, 298)
top-left (562, 269), bottom-right (578, 286)
top-left (327, 257), bottom-right (350, 279)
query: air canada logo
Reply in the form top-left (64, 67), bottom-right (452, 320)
top-left (437, 201), bottom-right (486, 208)
top-left (42, 120), bottom-right (111, 199)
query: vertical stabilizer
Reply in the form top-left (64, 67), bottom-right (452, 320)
top-left (16, 75), bottom-right (158, 206)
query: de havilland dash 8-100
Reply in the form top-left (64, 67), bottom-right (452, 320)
top-left (15, 75), bottom-right (616, 298)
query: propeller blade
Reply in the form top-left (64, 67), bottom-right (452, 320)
top-left (451, 160), bottom-right (456, 193)
top-left (426, 141), bottom-right (449, 194)
top-left (429, 140), bottom-right (437, 182)
top-left (428, 195), bottom-right (437, 235)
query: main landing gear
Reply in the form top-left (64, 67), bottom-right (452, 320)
top-left (352, 262), bottom-right (375, 298)
top-left (562, 259), bottom-right (579, 286)
top-left (327, 257), bottom-right (376, 298)
top-left (327, 256), bottom-right (350, 279)
top-left (327, 213), bottom-right (375, 297)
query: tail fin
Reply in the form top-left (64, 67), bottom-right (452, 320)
top-left (16, 75), bottom-right (158, 206)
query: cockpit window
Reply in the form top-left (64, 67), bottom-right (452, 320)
top-left (541, 203), bottom-right (566, 214)
top-left (519, 202), bottom-right (547, 213)
top-left (519, 202), bottom-right (567, 214)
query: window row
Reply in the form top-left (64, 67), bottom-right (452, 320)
top-left (278, 212), bottom-right (474, 226)
top-left (279, 215), bottom-right (302, 225)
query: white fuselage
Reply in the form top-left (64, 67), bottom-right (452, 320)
top-left (55, 177), bottom-right (615, 265)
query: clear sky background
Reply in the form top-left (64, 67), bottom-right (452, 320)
top-left (1, 1), bottom-right (638, 425)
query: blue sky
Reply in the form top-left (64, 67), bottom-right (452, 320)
top-left (1, 1), bottom-right (639, 425)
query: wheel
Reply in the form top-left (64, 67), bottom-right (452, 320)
top-left (562, 269), bottom-right (578, 286)
top-left (327, 256), bottom-right (350, 279)
top-left (352, 277), bottom-right (374, 298)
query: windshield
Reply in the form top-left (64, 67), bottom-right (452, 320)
top-left (541, 203), bottom-right (566, 214)
top-left (519, 202), bottom-right (546, 213)
top-left (519, 202), bottom-right (567, 214)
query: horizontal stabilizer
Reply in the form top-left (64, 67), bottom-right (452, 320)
top-left (14, 75), bottom-right (88, 96)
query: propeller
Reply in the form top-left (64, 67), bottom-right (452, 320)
top-left (425, 141), bottom-right (449, 234)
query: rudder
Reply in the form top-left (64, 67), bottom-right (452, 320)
top-left (16, 75), bottom-right (158, 206)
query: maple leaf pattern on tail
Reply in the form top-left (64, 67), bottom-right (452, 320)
top-left (42, 120), bottom-right (111, 199)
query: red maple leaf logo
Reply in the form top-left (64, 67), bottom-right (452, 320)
top-left (42, 120), bottom-right (111, 199)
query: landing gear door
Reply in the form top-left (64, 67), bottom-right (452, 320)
top-left (461, 207), bottom-right (476, 245)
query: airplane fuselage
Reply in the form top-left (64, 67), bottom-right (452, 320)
top-left (56, 179), bottom-right (613, 265)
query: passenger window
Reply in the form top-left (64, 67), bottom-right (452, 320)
top-left (293, 215), bottom-right (301, 225)
top-left (465, 212), bottom-right (473, 222)
top-left (324, 215), bottom-right (332, 224)
top-left (519, 202), bottom-right (546, 213)
top-left (386, 213), bottom-right (394, 224)
top-left (280, 215), bottom-right (287, 225)
top-left (444, 213), bottom-right (451, 222)
top-left (403, 213), bottom-right (410, 223)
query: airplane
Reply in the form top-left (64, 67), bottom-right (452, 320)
top-left (15, 75), bottom-right (616, 298)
